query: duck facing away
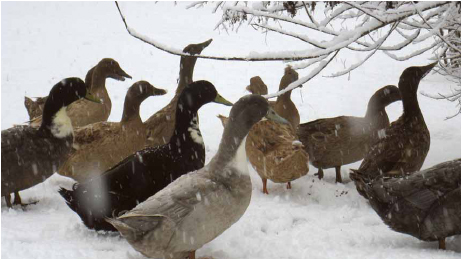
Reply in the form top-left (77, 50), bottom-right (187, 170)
top-left (59, 80), bottom-right (232, 231)
top-left (107, 94), bottom-right (289, 258)
top-left (298, 85), bottom-right (401, 183)
top-left (353, 63), bottom-right (436, 197)
top-left (2, 78), bottom-right (99, 207)
top-left (26, 58), bottom-right (132, 128)
top-left (57, 81), bottom-right (167, 182)
top-left (350, 159), bottom-right (461, 250)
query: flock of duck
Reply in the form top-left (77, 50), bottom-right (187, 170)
top-left (1, 40), bottom-right (460, 258)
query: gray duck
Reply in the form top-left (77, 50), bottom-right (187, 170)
top-left (26, 58), bottom-right (131, 128)
top-left (106, 94), bottom-right (288, 258)
top-left (2, 78), bottom-right (99, 207)
top-left (58, 81), bottom-right (167, 182)
top-left (350, 159), bottom-right (461, 250)
top-left (298, 85), bottom-right (401, 183)
top-left (352, 62), bottom-right (436, 197)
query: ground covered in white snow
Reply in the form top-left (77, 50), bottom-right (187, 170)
top-left (1, 2), bottom-right (461, 258)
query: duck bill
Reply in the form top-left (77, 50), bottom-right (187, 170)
top-left (214, 93), bottom-right (233, 106)
top-left (111, 69), bottom-right (132, 81)
top-left (420, 62), bottom-right (437, 79)
top-left (84, 92), bottom-right (102, 103)
top-left (153, 88), bottom-right (167, 96)
top-left (265, 107), bottom-right (289, 125)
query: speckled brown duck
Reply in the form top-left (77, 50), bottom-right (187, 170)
top-left (351, 62), bottom-right (436, 197)
top-left (58, 81), bottom-right (166, 182)
top-left (219, 70), bottom-right (309, 194)
top-left (2, 78), bottom-right (100, 207)
top-left (298, 85), bottom-right (401, 183)
top-left (273, 66), bottom-right (301, 132)
top-left (144, 39), bottom-right (212, 147)
top-left (350, 158), bottom-right (461, 250)
top-left (26, 58), bottom-right (131, 128)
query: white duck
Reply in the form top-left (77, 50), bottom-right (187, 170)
top-left (107, 94), bottom-right (289, 258)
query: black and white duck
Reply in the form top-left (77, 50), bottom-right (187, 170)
top-left (352, 62), bottom-right (436, 197)
top-left (26, 58), bottom-right (131, 127)
top-left (298, 85), bottom-right (401, 183)
top-left (58, 81), bottom-right (167, 182)
top-left (350, 159), bottom-right (461, 250)
top-left (59, 80), bottom-right (232, 231)
top-left (2, 78), bottom-right (100, 207)
top-left (107, 94), bottom-right (289, 258)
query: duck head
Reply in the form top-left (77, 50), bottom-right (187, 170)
top-left (121, 81), bottom-right (166, 122)
top-left (279, 66), bottom-right (302, 92)
top-left (40, 78), bottom-right (100, 135)
top-left (245, 76), bottom-right (268, 95)
top-left (96, 58), bottom-right (132, 81)
top-left (398, 62), bottom-right (437, 94)
top-left (177, 80), bottom-right (233, 113)
top-left (368, 85), bottom-right (401, 110)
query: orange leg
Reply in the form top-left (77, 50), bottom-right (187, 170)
top-left (439, 238), bottom-right (446, 250)
top-left (188, 251), bottom-right (196, 259)
top-left (262, 178), bottom-right (269, 194)
top-left (286, 182), bottom-right (292, 189)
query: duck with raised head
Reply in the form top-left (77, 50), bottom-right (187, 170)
top-left (298, 85), bottom-right (402, 183)
top-left (59, 80), bottom-right (232, 231)
top-left (106, 94), bottom-right (289, 259)
top-left (350, 159), bottom-right (461, 250)
top-left (273, 66), bottom-right (301, 131)
top-left (2, 78), bottom-right (100, 208)
top-left (58, 81), bottom-right (167, 182)
top-left (26, 58), bottom-right (132, 127)
top-left (352, 62), bottom-right (436, 197)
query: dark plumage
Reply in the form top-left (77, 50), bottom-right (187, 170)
top-left (350, 159), bottom-right (461, 250)
top-left (59, 80), bottom-right (232, 231)
top-left (353, 63), bottom-right (436, 197)
top-left (2, 78), bottom-right (98, 207)
top-left (298, 85), bottom-right (401, 183)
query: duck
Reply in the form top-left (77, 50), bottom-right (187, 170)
top-left (218, 69), bottom-right (308, 194)
top-left (352, 62), bottom-right (436, 198)
top-left (273, 66), bottom-right (301, 131)
top-left (58, 80), bottom-right (232, 231)
top-left (2, 78), bottom-right (100, 208)
top-left (26, 58), bottom-right (132, 128)
top-left (350, 158), bottom-right (461, 250)
top-left (144, 39), bottom-right (212, 147)
top-left (106, 94), bottom-right (289, 258)
top-left (57, 81), bottom-right (167, 182)
top-left (298, 85), bottom-right (402, 183)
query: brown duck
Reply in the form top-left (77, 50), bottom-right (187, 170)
top-left (350, 159), bottom-right (460, 250)
top-left (352, 62), bottom-right (436, 198)
top-left (219, 69), bottom-right (308, 194)
top-left (26, 58), bottom-right (132, 128)
top-left (298, 85), bottom-right (401, 183)
top-left (57, 81), bottom-right (166, 182)
top-left (144, 39), bottom-right (212, 147)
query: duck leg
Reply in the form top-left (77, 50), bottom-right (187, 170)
top-left (335, 166), bottom-right (342, 183)
top-left (188, 250), bottom-right (196, 259)
top-left (286, 182), bottom-right (292, 189)
top-left (5, 194), bottom-right (12, 208)
top-left (316, 168), bottom-right (324, 180)
top-left (439, 238), bottom-right (446, 250)
top-left (262, 178), bottom-right (269, 194)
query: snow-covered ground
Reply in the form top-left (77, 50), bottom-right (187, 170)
top-left (1, 2), bottom-right (460, 258)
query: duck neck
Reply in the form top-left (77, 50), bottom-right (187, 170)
top-left (169, 105), bottom-right (204, 150)
top-left (364, 98), bottom-right (389, 126)
top-left (121, 98), bottom-right (142, 123)
top-left (40, 105), bottom-right (73, 139)
top-left (176, 56), bottom-right (197, 95)
top-left (400, 81), bottom-right (422, 118)
top-left (277, 89), bottom-right (292, 102)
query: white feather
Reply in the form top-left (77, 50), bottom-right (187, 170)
top-left (50, 107), bottom-right (73, 138)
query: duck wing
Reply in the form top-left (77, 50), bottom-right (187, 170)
top-left (72, 122), bottom-right (119, 148)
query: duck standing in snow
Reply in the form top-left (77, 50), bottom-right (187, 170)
top-left (350, 159), bottom-right (461, 250)
top-left (298, 85), bottom-right (401, 183)
top-left (2, 78), bottom-right (100, 207)
top-left (58, 81), bottom-right (167, 182)
top-left (106, 94), bottom-right (289, 258)
top-left (352, 62), bottom-right (436, 197)
top-left (59, 80), bottom-right (232, 231)
top-left (26, 58), bottom-right (132, 127)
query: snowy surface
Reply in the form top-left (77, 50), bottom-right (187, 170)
top-left (1, 2), bottom-right (461, 258)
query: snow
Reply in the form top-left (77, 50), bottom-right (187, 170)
top-left (1, 2), bottom-right (461, 259)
